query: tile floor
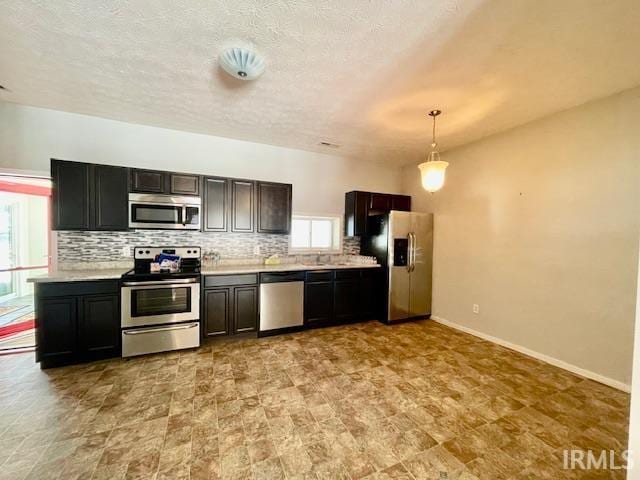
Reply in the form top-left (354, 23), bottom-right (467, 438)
top-left (0, 320), bottom-right (630, 480)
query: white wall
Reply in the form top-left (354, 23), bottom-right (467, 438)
top-left (402, 87), bottom-right (640, 388)
top-left (628, 237), bottom-right (640, 478)
top-left (0, 102), bottom-right (401, 215)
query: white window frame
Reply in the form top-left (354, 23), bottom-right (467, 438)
top-left (288, 213), bottom-right (343, 254)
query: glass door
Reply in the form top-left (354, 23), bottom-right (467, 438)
top-left (0, 175), bottom-right (51, 352)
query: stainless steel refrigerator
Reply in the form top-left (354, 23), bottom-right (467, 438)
top-left (363, 211), bottom-right (433, 323)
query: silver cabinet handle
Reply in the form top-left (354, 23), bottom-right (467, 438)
top-left (123, 322), bottom-right (199, 335)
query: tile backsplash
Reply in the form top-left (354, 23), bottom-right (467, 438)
top-left (56, 231), bottom-right (360, 264)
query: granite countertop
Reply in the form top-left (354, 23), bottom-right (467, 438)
top-left (200, 263), bottom-right (381, 276)
top-left (27, 268), bottom-right (131, 284)
top-left (27, 263), bottom-right (380, 283)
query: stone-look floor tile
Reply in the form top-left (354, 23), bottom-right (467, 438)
top-left (0, 320), bottom-right (630, 480)
top-left (279, 445), bottom-right (314, 477)
top-left (252, 456), bottom-right (285, 480)
top-left (247, 438), bottom-right (278, 464)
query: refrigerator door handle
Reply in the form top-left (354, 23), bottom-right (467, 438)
top-left (410, 232), bottom-right (417, 272)
top-left (407, 233), bottom-right (413, 272)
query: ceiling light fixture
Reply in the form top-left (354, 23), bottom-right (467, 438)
top-left (418, 109), bottom-right (449, 193)
top-left (219, 47), bottom-right (265, 81)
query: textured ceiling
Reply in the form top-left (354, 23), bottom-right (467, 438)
top-left (1, 0), bottom-right (639, 165)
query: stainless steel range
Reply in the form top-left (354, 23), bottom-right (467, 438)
top-left (121, 246), bottom-right (201, 357)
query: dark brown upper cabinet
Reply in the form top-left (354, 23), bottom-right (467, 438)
top-left (52, 159), bottom-right (128, 231)
top-left (391, 195), bottom-right (411, 212)
top-left (52, 159), bottom-right (90, 230)
top-left (344, 190), bottom-right (411, 237)
top-left (369, 193), bottom-right (391, 213)
top-left (130, 169), bottom-right (166, 193)
top-left (344, 191), bottom-right (370, 237)
top-left (130, 169), bottom-right (200, 195)
top-left (203, 176), bottom-right (229, 232)
top-left (257, 181), bottom-right (292, 234)
top-left (92, 164), bottom-right (128, 230)
top-left (230, 179), bottom-right (255, 233)
top-left (170, 173), bottom-right (200, 196)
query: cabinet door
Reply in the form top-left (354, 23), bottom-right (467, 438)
top-left (203, 288), bottom-right (230, 337)
top-left (234, 286), bottom-right (258, 333)
top-left (203, 177), bottom-right (228, 232)
top-left (257, 182), bottom-right (292, 234)
top-left (170, 173), bottom-right (200, 196)
top-left (360, 269), bottom-right (382, 320)
top-left (344, 191), bottom-right (370, 237)
top-left (80, 294), bottom-right (121, 360)
top-left (231, 180), bottom-right (255, 233)
top-left (130, 169), bottom-right (166, 193)
top-left (391, 195), bottom-right (411, 212)
top-left (369, 193), bottom-right (391, 213)
top-left (93, 164), bottom-right (128, 230)
top-left (51, 159), bottom-right (90, 230)
top-left (37, 296), bottom-right (78, 367)
top-left (304, 282), bottom-right (334, 326)
top-left (334, 279), bottom-right (360, 323)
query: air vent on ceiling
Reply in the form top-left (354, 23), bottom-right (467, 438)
top-left (319, 141), bottom-right (340, 148)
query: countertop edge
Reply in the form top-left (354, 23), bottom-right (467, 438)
top-left (28, 264), bottom-right (381, 283)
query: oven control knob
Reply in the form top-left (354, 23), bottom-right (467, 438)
top-left (145, 250), bottom-right (150, 254)
top-left (138, 250), bottom-right (143, 254)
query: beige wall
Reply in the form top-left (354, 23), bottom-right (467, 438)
top-left (0, 102), bottom-right (401, 216)
top-left (402, 87), bottom-right (640, 387)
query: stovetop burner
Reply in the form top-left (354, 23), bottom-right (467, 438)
top-left (121, 246), bottom-right (201, 283)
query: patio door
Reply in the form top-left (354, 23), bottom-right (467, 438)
top-left (0, 175), bottom-right (51, 352)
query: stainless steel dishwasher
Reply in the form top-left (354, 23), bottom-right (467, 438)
top-left (259, 271), bottom-right (305, 333)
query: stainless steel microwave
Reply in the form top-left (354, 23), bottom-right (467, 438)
top-left (128, 193), bottom-right (201, 230)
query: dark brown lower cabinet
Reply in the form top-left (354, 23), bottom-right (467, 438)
top-left (35, 281), bottom-right (120, 368)
top-left (202, 276), bottom-right (258, 337)
top-left (334, 279), bottom-right (360, 322)
top-left (304, 268), bottom-right (382, 326)
top-left (81, 294), bottom-right (121, 360)
top-left (37, 296), bottom-right (77, 367)
top-left (203, 288), bottom-right (230, 337)
top-left (304, 281), bottom-right (333, 326)
top-left (233, 286), bottom-right (258, 333)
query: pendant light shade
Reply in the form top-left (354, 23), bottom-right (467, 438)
top-left (418, 110), bottom-right (448, 193)
top-left (418, 159), bottom-right (449, 193)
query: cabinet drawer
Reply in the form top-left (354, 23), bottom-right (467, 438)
top-left (204, 274), bottom-right (258, 288)
top-left (37, 280), bottom-right (119, 298)
top-left (260, 272), bottom-right (305, 283)
top-left (305, 271), bottom-right (333, 283)
top-left (334, 269), bottom-right (361, 280)
top-left (361, 268), bottom-right (382, 278)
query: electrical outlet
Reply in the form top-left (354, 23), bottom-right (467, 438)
top-left (121, 246), bottom-right (130, 258)
top-left (253, 245), bottom-right (261, 256)
top-left (473, 304), bottom-right (480, 314)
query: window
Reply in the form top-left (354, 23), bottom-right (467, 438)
top-left (289, 215), bottom-right (342, 253)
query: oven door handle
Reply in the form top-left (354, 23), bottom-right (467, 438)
top-left (123, 322), bottom-right (199, 335)
top-left (122, 278), bottom-right (199, 287)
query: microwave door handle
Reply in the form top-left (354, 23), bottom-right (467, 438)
top-left (181, 205), bottom-right (187, 226)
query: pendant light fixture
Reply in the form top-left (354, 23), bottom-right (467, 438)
top-left (418, 110), bottom-right (449, 193)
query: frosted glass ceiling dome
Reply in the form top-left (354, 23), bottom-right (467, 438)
top-left (219, 47), bottom-right (266, 81)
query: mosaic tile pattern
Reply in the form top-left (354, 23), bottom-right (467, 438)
top-left (57, 231), bottom-right (361, 263)
top-left (0, 321), bottom-right (629, 479)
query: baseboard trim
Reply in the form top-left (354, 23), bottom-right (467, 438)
top-left (431, 315), bottom-right (630, 393)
